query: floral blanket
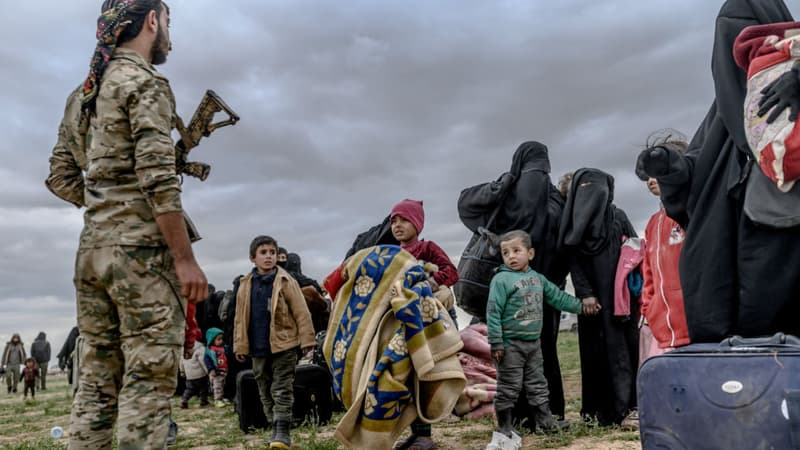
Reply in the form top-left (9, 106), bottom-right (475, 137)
top-left (323, 246), bottom-right (466, 450)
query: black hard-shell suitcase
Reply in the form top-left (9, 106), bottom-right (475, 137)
top-left (638, 333), bottom-right (800, 450)
top-left (293, 362), bottom-right (334, 426)
top-left (234, 369), bottom-right (267, 432)
top-left (234, 364), bottom-right (335, 433)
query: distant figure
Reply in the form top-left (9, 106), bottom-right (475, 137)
top-left (179, 340), bottom-right (209, 408)
top-left (57, 326), bottom-right (79, 384)
top-left (21, 358), bottom-right (39, 400)
top-left (205, 328), bottom-right (228, 409)
top-left (30, 332), bottom-right (51, 390)
top-left (2, 334), bottom-right (26, 394)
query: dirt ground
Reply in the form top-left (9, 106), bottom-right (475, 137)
top-left (0, 333), bottom-right (642, 449)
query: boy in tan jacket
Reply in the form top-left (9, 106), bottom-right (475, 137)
top-left (233, 235), bottom-right (315, 449)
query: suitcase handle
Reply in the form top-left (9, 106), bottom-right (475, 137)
top-left (722, 333), bottom-right (800, 347)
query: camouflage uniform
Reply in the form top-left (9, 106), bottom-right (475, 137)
top-left (46, 86), bottom-right (89, 207)
top-left (67, 47), bottom-right (186, 450)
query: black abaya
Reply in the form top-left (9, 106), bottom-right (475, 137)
top-left (559, 169), bottom-right (639, 425)
top-left (641, 0), bottom-right (800, 342)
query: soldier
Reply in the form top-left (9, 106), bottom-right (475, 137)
top-left (53, 1), bottom-right (207, 449)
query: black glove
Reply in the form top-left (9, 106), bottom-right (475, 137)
top-left (635, 146), bottom-right (671, 179)
top-left (757, 62), bottom-right (800, 124)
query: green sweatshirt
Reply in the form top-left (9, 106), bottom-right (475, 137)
top-left (487, 265), bottom-right (582, 349)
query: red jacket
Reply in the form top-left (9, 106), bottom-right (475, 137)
top-left (642, 209), bottom-right (690, 349)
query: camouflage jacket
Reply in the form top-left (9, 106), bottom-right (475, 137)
top-left (46, 86), bottom-right (89, 208)
top-left (81, 48), bottom-right (183, 247)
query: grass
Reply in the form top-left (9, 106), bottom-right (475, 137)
top-left (0, 331), bottom-right (640, 449)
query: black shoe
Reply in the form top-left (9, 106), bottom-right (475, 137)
top-left (269, 419), bottom-right (291, 449)
top-left (532, 403), bottom-right (559, 434)
top-left (496, 408), bottom-right (518, 438)
top-left (166, 419), bottom-right (178, 446)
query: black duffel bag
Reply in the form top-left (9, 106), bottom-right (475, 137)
top-left (454, 226), bottom-right (501, 321)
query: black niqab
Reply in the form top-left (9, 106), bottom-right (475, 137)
top-left (558, 169), bottom-right (615, 255)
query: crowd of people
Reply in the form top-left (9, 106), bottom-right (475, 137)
top-left (1, 332), bottom-right (52, 399)
top-left (39, 0), bottom-right (800, 449)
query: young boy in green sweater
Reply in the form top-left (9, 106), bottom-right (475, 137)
top-left (487, 230), bottom-right (600, 438)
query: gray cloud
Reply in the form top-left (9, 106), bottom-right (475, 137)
top-left (3, 1), bottom-right (799, 355)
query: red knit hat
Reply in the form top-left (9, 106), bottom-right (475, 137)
top-left (390, 199), bottom-right (425, 235)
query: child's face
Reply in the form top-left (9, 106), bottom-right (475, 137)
top-left (391, 215), bottom-right (418, 244)
top-left (214, 335), bottom-right (223, 346)
top-left (500, 238), bottom-right (535, 271)
top-left (251, 244), bottom-right (278, 274)
top-left (646, 177), bottom-right (661, 197)
top-left (25, 361), bottom-right (34, 368)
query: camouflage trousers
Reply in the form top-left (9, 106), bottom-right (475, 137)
top-left (69, 245), bottom-right (185, 450)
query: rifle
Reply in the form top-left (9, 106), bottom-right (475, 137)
top-left (175, 89), bottom-right (240, 181)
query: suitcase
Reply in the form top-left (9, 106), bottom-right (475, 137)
top-left (638, 333), bottom-right (800, 450)
top-left (234, 369), bottom-right (267, 432)
top-left (235, 363), bottom-right (335, 433)
top-left (293, 362), bottom-right (334, 426)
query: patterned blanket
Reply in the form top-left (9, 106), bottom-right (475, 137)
top-left (323, 246), bottom-right (466, 450)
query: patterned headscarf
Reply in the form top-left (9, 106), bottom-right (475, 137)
top-left (82, 0), bottom-right (140, 113)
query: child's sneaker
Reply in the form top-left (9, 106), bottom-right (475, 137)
top-left (180, 401), bottom-right (188, 409)
top-left (215, 400), bottom-right (226, 408)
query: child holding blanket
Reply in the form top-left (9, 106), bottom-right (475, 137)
top-left (388, 198), bottom-right (459, 449)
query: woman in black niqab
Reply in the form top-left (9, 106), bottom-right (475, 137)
top-left (637, 0), bottom-right (800, 342)
top-left (457, 141), bottom-right (571, 420)
top-left (558, 168), bottom-right (639, 426)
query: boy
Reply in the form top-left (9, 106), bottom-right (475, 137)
top-left (21, 358), bottom-right (38, 400)
top-left (204, 328), bottom-right (228, 408)
top-left (233, 236), bottom-right (315, 450)
top-left (389, 199), bottom-right (460, 450)
top-left (487, 230), bottom-right (599, 440)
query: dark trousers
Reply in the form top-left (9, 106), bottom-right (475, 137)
top-left (495, 339), bottom-right (549, 411)
top-left (37, 365), bottom-right (47, 390)
top-left (540, 304), bottom-right (565, 417)
top-left (24, 381), bottom-right (35, 398)
top-left (182, 377), bottom-right (209, 404)
top-left (252, 349), bottom-right (298, 422)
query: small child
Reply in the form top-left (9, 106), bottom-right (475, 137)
top-left (389, 199), bottom-right (460, 450)
top-left (204, 328), bottom-right (228, 408)
top-left (233, 236), bottom-right (315, 450)
top-left (21, 358), bottom-right (38, 400)
top-left (180, 340), bottom-right (209, 408)
top-left (487, 230), bottom-right (599, 442)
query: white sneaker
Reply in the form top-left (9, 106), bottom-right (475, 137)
top-left (505, 431), bottom-right (522, 450)
top-left (485, 431), bottom-right (508, 450)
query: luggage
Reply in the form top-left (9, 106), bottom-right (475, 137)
top-left (453, 227), bottom-right (501, 321)
top-left (638, 333), bottom-right (800, 450)
top-left (293, 362), bottom-right (334, 426)
top-left (234, 369), bottom-right (267, 432)
top-left (234, 362), bottom-right (335, 433)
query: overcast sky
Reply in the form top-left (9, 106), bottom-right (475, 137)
top-left (2, 1), bottom-right (797, 365)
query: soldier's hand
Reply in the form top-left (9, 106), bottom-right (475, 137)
top-left (175, 258), bottom-right (208, 303)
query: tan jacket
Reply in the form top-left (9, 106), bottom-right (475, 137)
top-left (233, 267), bottom-right (315, 355)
